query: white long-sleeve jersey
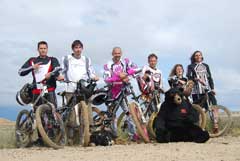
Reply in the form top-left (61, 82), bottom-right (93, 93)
top-left (62, 54), bottom-right (96, 92)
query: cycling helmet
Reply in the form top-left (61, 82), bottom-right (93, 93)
top-left (91, 92), bottom-right (108, 106)
top-left (16, 83), bottom-right (33, 106)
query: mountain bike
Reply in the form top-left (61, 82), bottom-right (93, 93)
top-left (195, 89), bottom-right (232, 137)
top-left (57, 79), bottom-right (97, 146)
top-left (91, 70), bottom-right (150, 143)
top-left (15, 68), bottom-right (66, 149)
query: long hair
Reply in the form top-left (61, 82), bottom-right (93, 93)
top-left (190, 50), bottom-right (204, 64)
top-left (169, 64), bottom-right (184, 77)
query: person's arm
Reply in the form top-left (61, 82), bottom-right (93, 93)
top-left (141, 66), bottom-right (150, 81)
top-left (87, 58), bottom-right (99, 80)
top-left (160, 71), bottom-right (164, 90)
top-left (178, 77), bottom-right (187, 85)
top-left (45, 57), bottom-right (61, 80)
top-left (168, 77), bottom-right (174, 88)
top-left (186, 64), bottom-right (197, 84)
top-left (205, 64), bottom-right (214, 90)
top-left (52, 57), bottom-right (61, 77)
top-left (18, 58), bottom-right (34, 76)
top-left (125, 58), bottom-right (138, 75)
top-left (61, 56), bottom-right (68, 80)
top-left (103, 64), bottom-right (121, 83)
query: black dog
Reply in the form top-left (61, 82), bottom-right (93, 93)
top-left (90, 130), bottom-right (114, 146)
top-left (154, 88), bottom-right (209, 143)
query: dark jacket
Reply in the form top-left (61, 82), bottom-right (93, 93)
top-left (168, 76), bottom-right (188, 89)
top-left (186, 63), bottom-right (214, 90)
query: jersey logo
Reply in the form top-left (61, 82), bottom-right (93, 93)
top-left (180, 108), bottom-right (187, 114)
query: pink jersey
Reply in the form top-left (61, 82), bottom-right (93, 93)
top-left (103, 58), bottom-right (137, 99)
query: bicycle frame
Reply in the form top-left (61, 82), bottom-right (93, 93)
top-left (58, 79), bottom-right (97, 126)
top-left (140, 91), bottom-right (160, 118)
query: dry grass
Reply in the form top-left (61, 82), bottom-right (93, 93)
top-left (229, 116), bottom-right (240, 136)
top-left (0, 125), bottom-right (16, 148)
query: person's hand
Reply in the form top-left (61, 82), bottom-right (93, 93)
top-left (211, 90), bottom-right (216, 95)
top-left (33, 62), bottom-right (42, 70)
top-left (93, 76), bottom-right (99, 81)
top-left (119, 72), bottom-right (127, 80)
top-left (178, 80), bottom-right (186, 85)
top-left (122, 76), bottom-right (129, 83)
top-left (119, 72), bottom-right (129, 83)
top-left (195, 78), bottom-right (206, 85)
top-left (45, 73), bottom-right (51, 80)
top-left (143, 73), bottom-right (149, 80)
top-left (57, 75), bottom-right (64, 81)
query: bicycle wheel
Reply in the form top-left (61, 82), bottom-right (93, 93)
top-left (147, 112), bottom-right (157, 139)
top-left (36, 104), bottom-right (66, 149)
top-left (205, 105), bottom-right (232, 137)
top-left (92, 106), bottom-right (101, 122)
top-left (129, 102), bottom-right (150, 143)
top-left (92, 106), bottom-right (103, 129)
top-left (192, 104), bottom-right (207, 129)
top-left (117, 112), bottom-right (125, 128)
top-left (15, 109), bottom-right (33, 148)
top-left (79, 101), bottom-right (90, 147)
top-left (116, 112), bottom-right (130, 141)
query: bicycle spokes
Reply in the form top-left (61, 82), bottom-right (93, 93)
top-left (205, 105), bottom-right (232, 137)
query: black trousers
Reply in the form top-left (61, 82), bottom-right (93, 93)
top-left (33, 91), bottom-right (57, 110)
top-left (192, 93), bottom-right (217, 110)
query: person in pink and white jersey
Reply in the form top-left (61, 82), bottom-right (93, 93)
top-left (103, 47), bottom-right (139, 140)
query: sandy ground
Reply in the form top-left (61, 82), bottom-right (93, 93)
top-left (0, 136), bottom-right (239, 161)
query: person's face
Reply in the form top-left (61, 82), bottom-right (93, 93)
top-left (38, 44), bottom-right (48, 57)
top-left (176, 66), bottom-right (183, 76)
top-left (148, 57), bottom-right (157, 68)
top-left (194, 52), bottom-right (203, 63)
top-left (73, 45), bottom-right (83, 56)
top-left (112, 48), bottom-right (122, 62)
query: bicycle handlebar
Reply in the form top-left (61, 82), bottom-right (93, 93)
top-left (59, 78), bottom-right (98, 84)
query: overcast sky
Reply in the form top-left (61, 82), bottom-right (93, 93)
top-left (0, 0), bottom-right (239, 110)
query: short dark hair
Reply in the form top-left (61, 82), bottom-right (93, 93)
top-left (190, 50), bottom-right (204, 64)
top-left (148, 53), bottom-right (158, 61)
top-left (72, 40), bottom-right (83, 49)
top-left (37, 41), bottom-right (48, 49)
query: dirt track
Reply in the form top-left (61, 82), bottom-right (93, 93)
top-left (0, 136), bottom-right (239, 161)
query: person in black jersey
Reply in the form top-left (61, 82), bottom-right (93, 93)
top-left (18, 41), bottom-right (62, 109)
top-left (186, 50), bottom-right (218, 133)
top-left (168, 64), bottom-right (187, 90)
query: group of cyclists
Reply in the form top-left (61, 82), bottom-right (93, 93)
top-left (17, 40), bottom-right (218, 146)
